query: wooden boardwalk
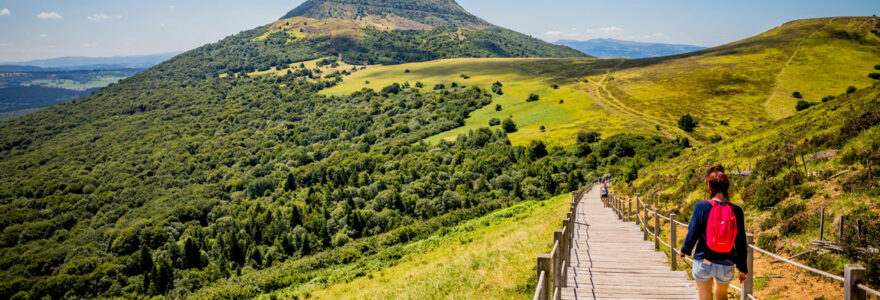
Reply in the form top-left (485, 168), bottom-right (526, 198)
top-left (560, 187), bottom-right (697, 300)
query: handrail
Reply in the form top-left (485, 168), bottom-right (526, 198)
top-left (858, 283), bottom-right (880, 297)
top-left (533, 270), bottom-right (545, 300)
top-left (749, 245), bottom-right (845, 282)
top-left (616, 189), bottom-right (880, 300)
top-left (531, 186), bottom-right (589, 300)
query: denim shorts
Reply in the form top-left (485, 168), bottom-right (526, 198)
top-left (692, 258), bottom-right (735, 283)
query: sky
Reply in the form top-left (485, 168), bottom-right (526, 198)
top-left (0, 0), bottom-right (877, 62)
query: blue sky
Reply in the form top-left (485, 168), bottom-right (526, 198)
top-left (0, 0), bottom-right (877, 62)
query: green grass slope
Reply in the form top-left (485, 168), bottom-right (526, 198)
top-left (622, 82), bottom-right (880, 293)
top-left (322, 17), bottom-right (880, 147)
top-left (322, 58), bottom-right (643, 145)
top-left (193, 194), bottom-right (570, 299)
top-left (591, 17), bottom-right (880, 142)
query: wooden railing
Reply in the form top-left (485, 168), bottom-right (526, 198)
top-left (532, 188), bottom-right (585, 300)
top-left (608, 192), bottom-right (880, 300)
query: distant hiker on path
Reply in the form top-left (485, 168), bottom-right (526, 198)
top-left (600, 181), bottom-right (608, 207)
top-left (679, 164), bottom-right (748, 300)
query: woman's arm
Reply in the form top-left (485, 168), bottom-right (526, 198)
top-left (680, 202), bottom-right (702, 256)
top-left (734, 206), bottom-right (748, 274)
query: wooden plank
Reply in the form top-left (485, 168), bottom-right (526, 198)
top-left (562, 186), bottom-right (698, 300)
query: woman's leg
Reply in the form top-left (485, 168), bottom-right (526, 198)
top-left (696, 278), bottom-right (714, 300)
top-left (714, 281), bottom-right (730, 299)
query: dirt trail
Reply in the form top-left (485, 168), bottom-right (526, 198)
top-left (585, 63), bottom-right (679, 140)
top-left (763, 18), bottom-right (836, 116)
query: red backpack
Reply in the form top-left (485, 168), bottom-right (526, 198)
top-left (705, 200), bottom-right (737, 253)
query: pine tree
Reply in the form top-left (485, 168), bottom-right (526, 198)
top-left (183, 238), bottom-right (202, 269)
top-left (152, 258), bottom-right (174, 294)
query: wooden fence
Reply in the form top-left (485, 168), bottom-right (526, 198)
top-left (607, 191), bottom-right (880, 300)
top-left (532, 188), bottom-right (585, 300)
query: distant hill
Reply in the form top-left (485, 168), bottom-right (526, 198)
top-left (0, 52), bottom-right (181, 71)
top-left (554, 38), bottom-right (706, 58)
top-left (281, 0), bottom-right (492, 29)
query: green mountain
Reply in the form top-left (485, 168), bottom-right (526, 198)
top-left (0, 1), bottom-right (590, 299)
top-left (281, 0), bottom-right (491, 28)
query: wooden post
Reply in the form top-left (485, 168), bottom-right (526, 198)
top-left (844, 264), bottom-right (866, 300)
top-left (856, 218), bottom-right (862, 243)
top-left (742, 234), bottom-right (754, 300)
top-left (801, 153), bottom-right (809, 177)
top-left (670, 213), bottom-right (677, 270)
top-left (563, 218), bottom-right (571, 270)
top-left (627, 198), bottom-right (632, 221)
top-left (839, 215), bottom-right (846, 244)
top-left (553, 229), bottom-right (564, 289)
top-left (654, 206), bottom-right (660, 251)
top-left (819, 207), bottom-right (825, 241)
top-left (537, 254), bottom-right (552, 300)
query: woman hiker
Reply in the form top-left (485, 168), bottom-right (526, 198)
top-left (679, 164), bottom-right (748, 300)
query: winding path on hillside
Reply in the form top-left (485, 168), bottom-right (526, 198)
top-left (585, 66), bottom-right (680, 140)
top-left (561, 187), bottom-right (696, 300)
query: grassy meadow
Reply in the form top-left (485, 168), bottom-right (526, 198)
top-left (322, 57), bottom-right (649, 146)
top-left (289, 194), bottom-right (571, 299)
top-left (318, 17), bottom-right (880, 147)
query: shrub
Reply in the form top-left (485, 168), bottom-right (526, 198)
top-left (757, 233), bottom-right (778, 250)
top-left (551, 84), bottom-right (559, 89)
top-left (869, 73), bottom-right (880, 80)
top-left (743, 178), bottom-right (787, 209)
top-left (460, 74), bottom-right (469, 79)
top-left (792, 91), bottom-right (803, 99)
top-left (539, 125), bottom-right (546, 132)
top-left (720, 120), bottom-right (729, 126)
top-left (755, 154), bottom-right (788, 177)
top-left (677, 114), bottom-right (697, 132)
top-left (433, 84), bottom-right (445, 90)
top-left (558, 99), bottom-right (564, 104)
top-left (795, 100), bottom-right (813, 111)
top-left (526, 93), bottom-right (540, 102)
top-left (760, 216), bottom-right (778, 231)
top-left (775, 202), bottom-right (806, 221)
top-left (501, 118), bottom-right (517, 133)
top-left (821, 95), bottom-right (835, 102)
top-left (404, 69), bottom-right (410, 73)
top-left (876, 65), bottom-right (880, 71)
top-left (529, 141), bottom-right (548, 158)
top-left (495, 104), bottom-right (502, 111)
top-left (708, 134), bottom-right (723, 143)
top-left (798, 185), bottom-right (818, 199)
top-left (415, 82), bottom-right (423, 88)
top-left (381, 83), bottom-right (401, 95)
top-left (488, 118), bottom-right (501, 126)
top-left (577, 131), bottom-right (601, 144)
top-left (847, 86), bottom-right (857, 94)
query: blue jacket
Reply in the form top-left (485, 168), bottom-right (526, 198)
top-left (680, 200), bottom-right (749, 274)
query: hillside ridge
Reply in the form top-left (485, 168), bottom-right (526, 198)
top-left (281, 0), bottom-right (491, 28)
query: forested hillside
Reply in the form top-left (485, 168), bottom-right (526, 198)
top-left (0, 1), bottom-right (590, 299)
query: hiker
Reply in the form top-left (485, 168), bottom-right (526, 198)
top-left (600, 181), bottom-right (608, 207)
top-left (679, 164), bottom-right (748, 300)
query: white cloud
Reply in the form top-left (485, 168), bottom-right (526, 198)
top-left (87, 14), bottom-right (121, 21)
top-left (643, 32), bottom-right (666, 39)
top-left (0, 8), bottom-right (10, 16)
top-left (37, 12), bottom-right (62, 20)
top-left (39, 34), bottom-right (48, 38)
top-left (169, 5), bottom-right (175, 10)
